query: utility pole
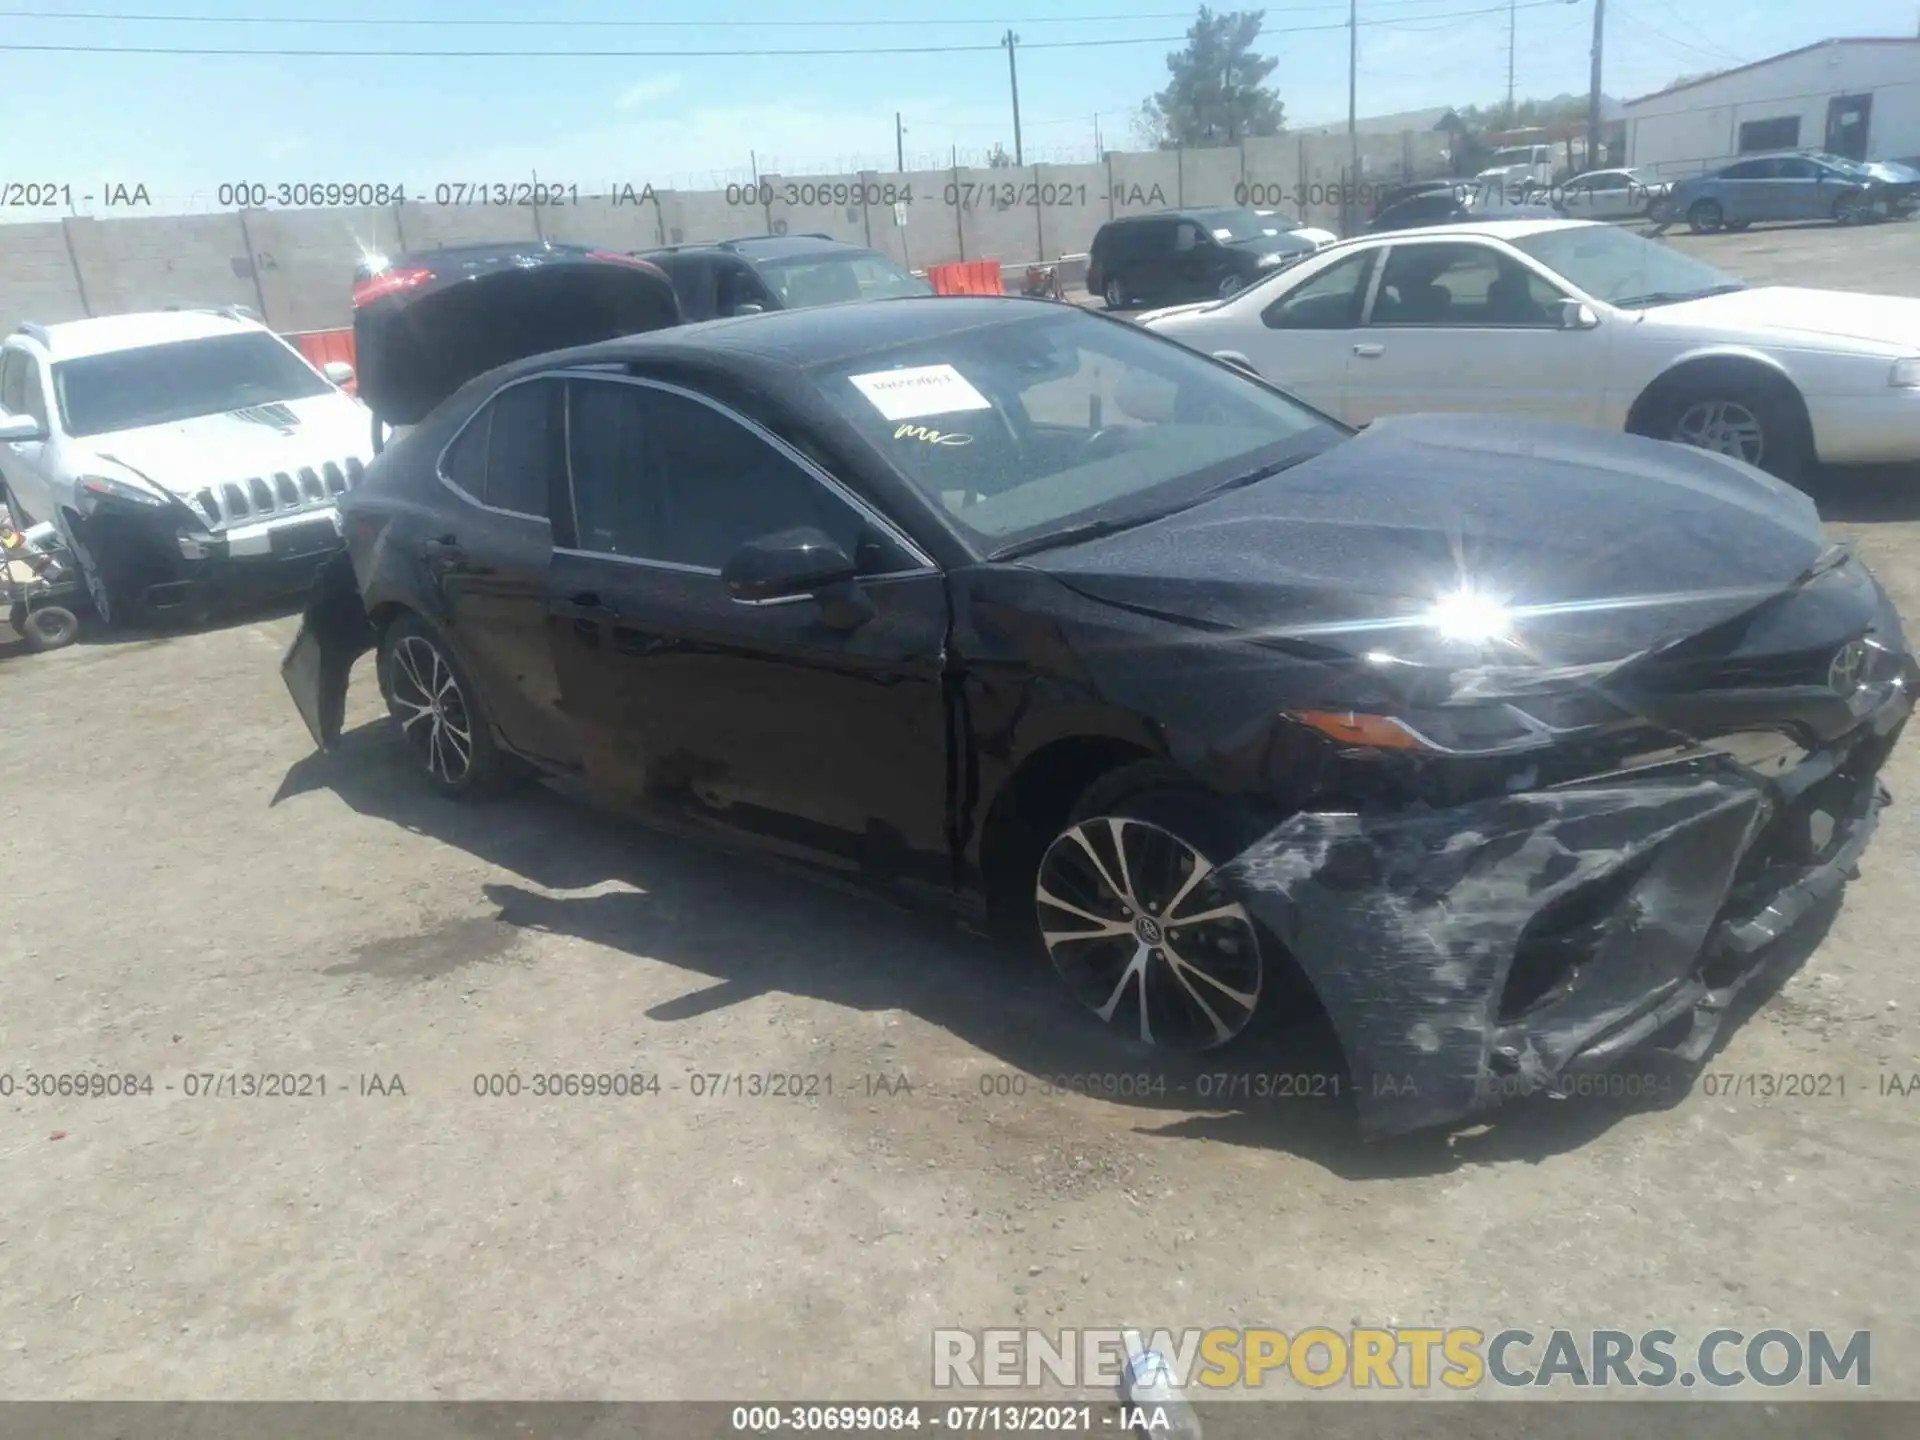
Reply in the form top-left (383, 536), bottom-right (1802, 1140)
top-left (896, 113), bottom-right (906, 172)
top-left (1004, 30), bottom-right (1025, 165)
top-left (1506, 0), bottom-right (1517, 124)
top-left (1587, 0), bottom-right (1606, 167)
top-left (1347, 0), bottom-right (1359, 213)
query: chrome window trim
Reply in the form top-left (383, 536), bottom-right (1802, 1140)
top-left (553, 368), bottom-right (940, 575)
top-left (433, 372), bottom-right (557, 526)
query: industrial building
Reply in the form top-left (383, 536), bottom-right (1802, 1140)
top-left (1623, 36), bottom-right (1920, 175)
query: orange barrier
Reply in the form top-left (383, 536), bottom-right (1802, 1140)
top-left (926, 259), bottom-right (1007, 296)
top-left (288, 328), bottom-right (357, 391)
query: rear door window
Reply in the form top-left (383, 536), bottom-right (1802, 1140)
top-left (482, 378), bottom-right (556, 518)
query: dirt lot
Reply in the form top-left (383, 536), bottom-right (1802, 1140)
top-left (3, 221), bottom-right (1918, 1408)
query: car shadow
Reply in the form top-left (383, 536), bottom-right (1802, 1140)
top-left (272, 715), bottom-right (1849, 1179)
top-left (67, 589), bottom-right (308, 649)
top-left (1806, 463), bottom-right (1920, 523)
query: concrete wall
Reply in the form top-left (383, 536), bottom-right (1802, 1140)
top-left (0, 130), bottom-right (1448, 336)
top-left (1625, 39), bottom-right (1920, 175)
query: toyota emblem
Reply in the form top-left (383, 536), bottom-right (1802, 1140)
top-left (1828, 640), bottom-right (1869, 695)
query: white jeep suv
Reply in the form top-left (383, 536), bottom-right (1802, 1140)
top-left (0, 307), bottom-right (376, 627)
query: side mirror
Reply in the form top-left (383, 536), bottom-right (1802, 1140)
top-left (0, 412), bottom-right (46, 443)
top-left (1556, 299), bottom-right (1600, 331)
top-left (722, 526), bottom-right (857, 602)
top-left (323, 360), bottom-right (355, 386)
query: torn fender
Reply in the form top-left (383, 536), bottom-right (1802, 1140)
top-left (281, 548), bottom-right (376, 751)
top-left (1220, 775), bottom-right (1777, 1137)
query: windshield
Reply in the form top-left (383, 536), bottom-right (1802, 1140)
top-left (755, 250), bottom-right (933, 308)
top-left (53, 332), bottom-right (334, 438)
top-left (815, 307), bottom-right (1340, 556)
top-left (1509, 224), bottom-right (1745, 308)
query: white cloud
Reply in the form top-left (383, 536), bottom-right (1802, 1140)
top-left (615, 74), bottom-right (686, 112)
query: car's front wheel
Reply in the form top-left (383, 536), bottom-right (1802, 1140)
top-left (1833, 190), bottom-right (1872, 225)
top-left (378, 614), bottom-right (513, 798)
top-left (1216, 273), bottom-right (1245, 299)
top-left (61, 514), bottom-right (147, 631)
top-left (1035, 767), bottom-right (1274, 1050)
top-left (1636, 373), bottom-right (1810, 483)
top-left (1686, 199), bottom-right (1724, 233)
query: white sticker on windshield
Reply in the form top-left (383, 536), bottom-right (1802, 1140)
top-left (1211, 228), bottom-right (1234, 241)
top-left (848, 364), bottom-right (994, 421)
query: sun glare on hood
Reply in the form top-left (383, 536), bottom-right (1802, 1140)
top-left (1425, 586), bottom-right (1515, 646)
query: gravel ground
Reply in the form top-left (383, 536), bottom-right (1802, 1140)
top-left (2, 221), bottom-right (1917, 1409)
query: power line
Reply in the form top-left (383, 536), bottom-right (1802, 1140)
top-left (0, 0), bottom-right (1519, 26)
top-left (0, 1), bottom-right (1582, 55)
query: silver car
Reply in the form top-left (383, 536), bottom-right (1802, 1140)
top-left (1556, 167), bottom-right (1669, 221)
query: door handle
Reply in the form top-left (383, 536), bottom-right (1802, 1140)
top-left (565, 590), bottom-right (621, 622)
top-left (1352, 343), bottom-right (1385, 358)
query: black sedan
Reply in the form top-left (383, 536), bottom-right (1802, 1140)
top-left (283, 293), bottom-right (1915, 1137)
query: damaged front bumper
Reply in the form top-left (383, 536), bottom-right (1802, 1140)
top-left (1221, 675), bottom-right (1913, 1138)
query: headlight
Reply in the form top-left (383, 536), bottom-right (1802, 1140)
top-left (1286, 704), bottom-right (1558, 756)
top-left (76, 474), bottom-right (168, 513)
top-left (1890, 358), bottom-right (1920, 388)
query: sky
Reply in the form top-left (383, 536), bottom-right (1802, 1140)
top-left (7, 0), bottom-right (1920, 215)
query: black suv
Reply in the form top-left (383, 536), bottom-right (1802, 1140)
top-left (1086, 207), bottom-right (1318, 310)
top-left (634, 233), bottom-right (932, 320)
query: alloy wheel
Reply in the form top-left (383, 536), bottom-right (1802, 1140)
top-left (389, 634), bottom-right (475, 786)
top-left (1035, 815), bottom-right (1263, 1049)
top-left (1671, 399), bottom-right (1766, 466)
top-left (1835, 192), bottom-right (1869, 224)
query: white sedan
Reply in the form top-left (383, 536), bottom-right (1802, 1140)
top-left (1137, 217), bottom-right (1920, 481)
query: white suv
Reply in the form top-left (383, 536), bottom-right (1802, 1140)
top-left (0, 307), bottom-right (376, 627)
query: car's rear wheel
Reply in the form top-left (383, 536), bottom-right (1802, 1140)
top-left (1035, 768), bottom-right (1275, 1050)
top-left (1103, 275), bottom-right (1129, 310)
top-left (378, 614), bottom-right (512, 799)
top-left (1686, 199), bottom-right (1724, 233)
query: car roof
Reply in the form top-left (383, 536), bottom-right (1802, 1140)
top-left (17, 308), bottom-right (263, 360)
top-left (1360, 216), bottom-right (1594, 241)
top-left (643, 234), bottom-right (873, 262)
top-left (495, 294), bottom-right (1059, 383)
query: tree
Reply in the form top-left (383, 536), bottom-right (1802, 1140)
top-left (986, 142), bottom-right (1016, 168)
top-left (1137, 7), bottom-right (1285, 148)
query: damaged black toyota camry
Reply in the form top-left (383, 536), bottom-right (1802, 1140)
top-left (282, 282), bottom-right (1914, 1138)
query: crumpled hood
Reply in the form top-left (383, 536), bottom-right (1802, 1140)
top-left (86, 393), bottom-right (373, 498)
top-left (1645, 285), bottom-right (1920, 350)
top-left (1025, 413), bottom-right (1827, 669)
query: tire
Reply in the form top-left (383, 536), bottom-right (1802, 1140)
top-left (1103, 275), bottom-right (1129, 311)
top-left (1686, 199), bottom-right (1724, 234)
top-left (377, 613), bottom-right (514, 799)
top-left (1833, 190), bottom-right (1871, 225)
top-left (1635, 373), bottom-right (1809, 484)
top-left (2, 481), bottom-right (35, 529)
top-left (21, 605), bottom-right (78, 651)
top-left (1033, 762), bottom-right (1294, 1052)
top-left (61, 514), bottom-right (147, 631)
